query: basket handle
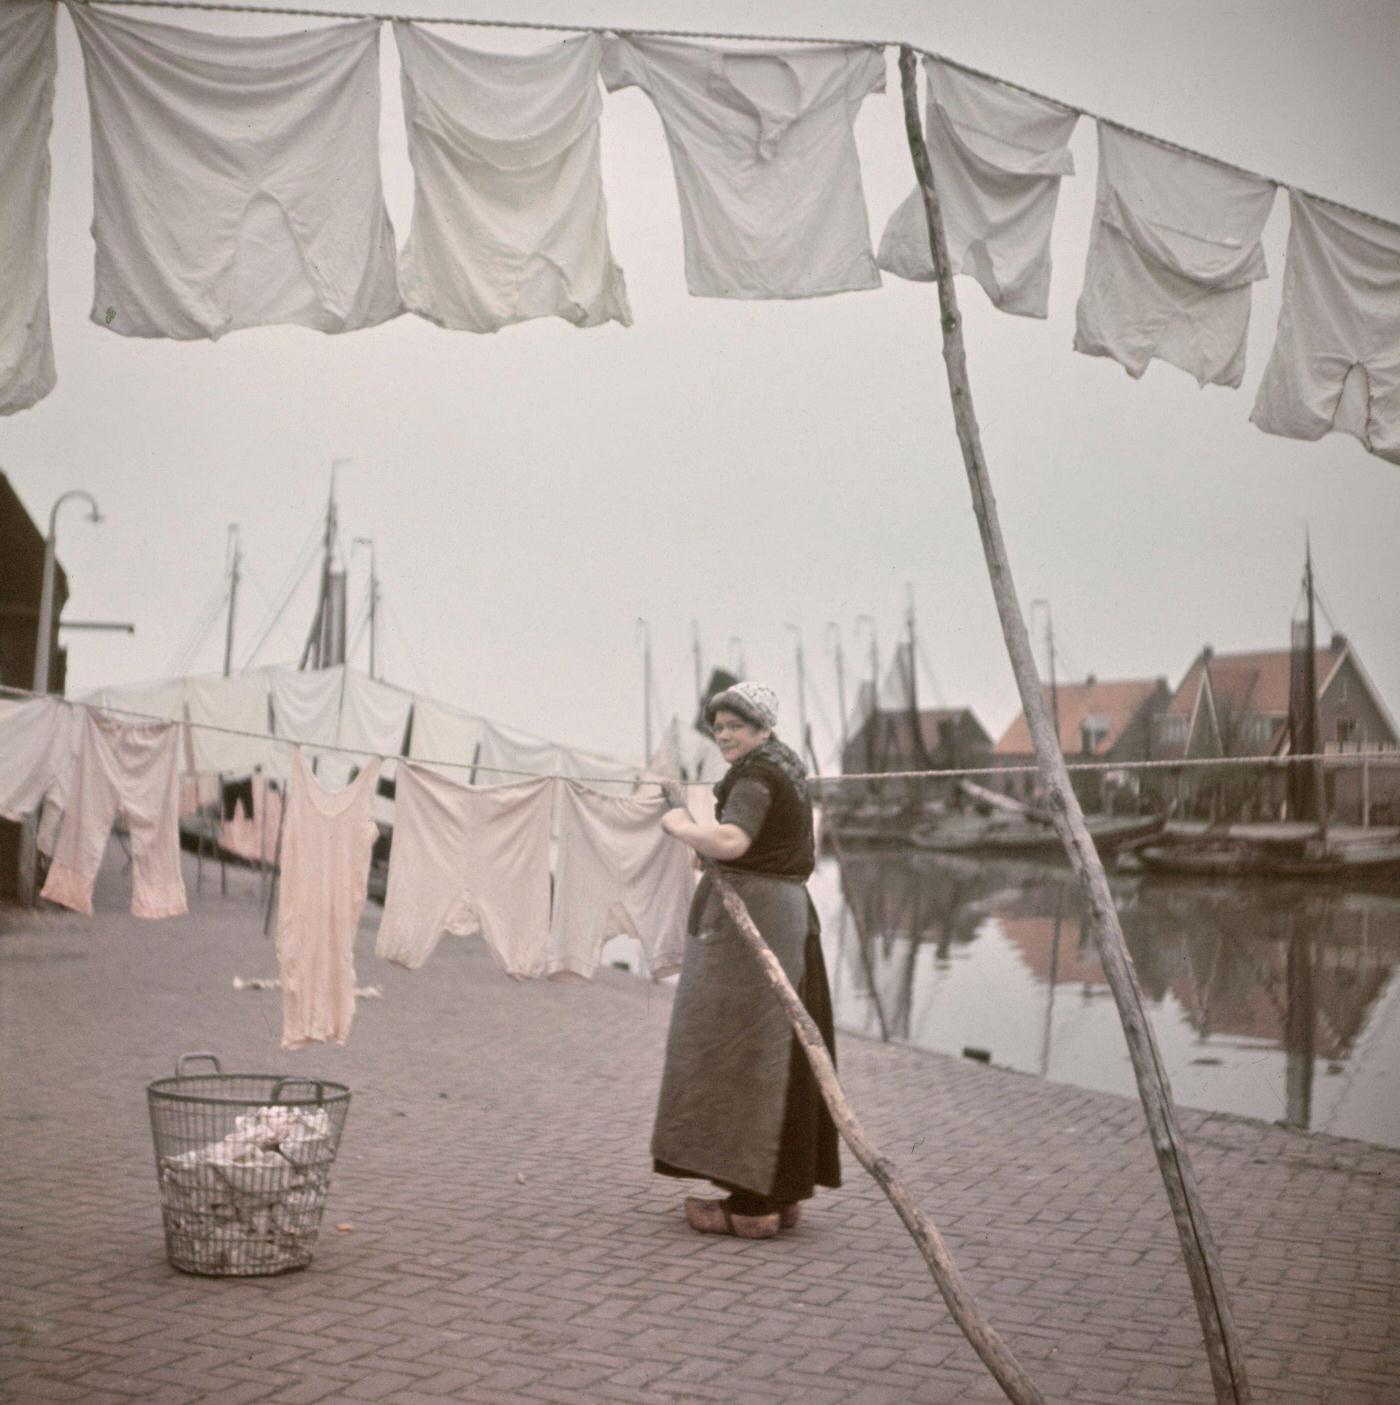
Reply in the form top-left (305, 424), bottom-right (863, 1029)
top-left (270, 1076), bottom-right (326, 1106)
top-left (176, 1052), bottom-right (222, 1078)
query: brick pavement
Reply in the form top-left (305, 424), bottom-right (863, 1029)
top-left (1, 843), bottom-right (1397, 1404)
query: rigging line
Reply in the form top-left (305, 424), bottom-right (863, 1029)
top-left (163, 584), bottom-right (229, 677)
top-left (241, 526), bottom-right (324, 669)
top-left (238, 514), bottom-right (322, 656)
top-left (63, 0), bottom-right (1400, 235)
top-left (378, 592), bottom-right (429, 693)
top-left (2, 681), bottom-right (1392, 787)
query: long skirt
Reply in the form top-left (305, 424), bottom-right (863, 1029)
top-left (651, 869), bottom-right (841, 1201)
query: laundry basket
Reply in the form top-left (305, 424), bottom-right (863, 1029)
top-left (147, 1053), bottom-right (351, 1277)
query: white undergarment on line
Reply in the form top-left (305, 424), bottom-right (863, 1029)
top-left (547, 780), bottom-right (692, 982)
top-left (1251, 191), bottom-right (1400, 466)
top-left (878, 57), bottom-right (1077, 318)
top-left (376, 764), bottom-right (554, 980)
top-left (70, 7), bottom-right (401, 340)
top-left (1073, 121), bottom-right (1276, 388)
top-left (601, 34), bottom-right (886, 300)
top-left (394, 25), bottom-right (631, 333)
top-left (40, 708), bottom-right (187, 920)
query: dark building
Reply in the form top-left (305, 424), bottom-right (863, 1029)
top-left (842, 705), bottom-right (993, 805)
top-left (1, 474), bottom-right (68, 901)
top-left (0, 472), bottom-right (66, 694)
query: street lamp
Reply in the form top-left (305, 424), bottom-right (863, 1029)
top-left (352, 536), bottom-right (378, 680)
top-left (33, 490), bottom-right (102, 695)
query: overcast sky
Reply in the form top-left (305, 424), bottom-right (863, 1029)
top-left (5, 0), bottom-right (1398, 768)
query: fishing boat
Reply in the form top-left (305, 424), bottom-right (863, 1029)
top-left (910, 807), bottom-right (1162, 857)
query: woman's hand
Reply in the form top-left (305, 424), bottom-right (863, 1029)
top-left (660, 808), bottom-right (690, 837)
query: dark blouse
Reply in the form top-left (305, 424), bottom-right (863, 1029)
top-left (714, 746), bottom-right (815, 880)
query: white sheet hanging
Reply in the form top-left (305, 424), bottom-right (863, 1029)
top-left (474, 717), bottom-right (564, 782)
top-left (1073, 123), bottom-right (1276, 387)
top-left (70, 8), bottom-right (401, 340)
top-left (82, 679), bottom-right (187, 725)
top-left (394, 25), bottom-right (631, 333)
top-left (1251, 192), bottom-right (1400, 466)
top-left (878, 58), bottom-right (1077, 317)
top-left (406, 695), bottom-right (485, 779)
top-left (339, 672), bottom-right (413, 764)
top-left (268, 667), bottom-right (344, 749)
top-left (600, 34), bottom-right (885, 300)
top-left (0, 2), bottom-right (57, 415)
top-left (186, 671), bottom-right (277, 775)
top-left (0, 696), bottom-right (80, 822)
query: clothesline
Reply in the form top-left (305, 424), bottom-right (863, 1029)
top-left (62, 0), bottom-right (1399, 236)
top-left (5, 685), bottom-right (1395, 787)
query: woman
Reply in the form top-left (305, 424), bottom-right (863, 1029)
top-left (654, 681), bottom-right (840, 1239)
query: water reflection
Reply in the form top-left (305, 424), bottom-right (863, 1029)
top-left (814, 851), bottom-right (1400, 1149)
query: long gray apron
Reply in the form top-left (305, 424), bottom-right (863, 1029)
top-left (650, 869), bottom-right (810, 1196)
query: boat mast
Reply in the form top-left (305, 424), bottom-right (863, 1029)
top-left (827, 622), bottom-right (849, 774)
top-left (222, 524), bottom-right (240, 677)
top-left (300, 468), bottom-right (338, 670)
top-left (1306, 542), bottom-right (1328, 846)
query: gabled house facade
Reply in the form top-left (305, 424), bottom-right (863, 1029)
top-left (990, 675), bottom-right (1172, 812)
top-left (842, 706), bottom-right (993, 806)
top-left (1151, 636), bottom-right (1400, 823)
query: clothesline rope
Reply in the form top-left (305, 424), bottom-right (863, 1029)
top-left (56, 0), bottom-right (1399, 236)
top-left (5, 685), bottom-right (1397, 788)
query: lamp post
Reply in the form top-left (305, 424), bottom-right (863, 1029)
top-left (352, 536), bottom-right (378, 680)
top-left (33, 490), bottom-right (102, 694)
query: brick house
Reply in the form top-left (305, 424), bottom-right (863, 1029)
top-left (1149, 636), bottom-right (1400, 823)
top-left (990, 676), bottom-right (1172, 812)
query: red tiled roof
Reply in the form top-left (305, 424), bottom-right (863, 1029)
top-left (1165, 648), bottom-right (1340, 719)
top-left (994, 678), bottom-right (1166, 757)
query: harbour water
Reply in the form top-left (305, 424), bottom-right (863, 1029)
top-left (807, 851), bottom-right (1400, 1149)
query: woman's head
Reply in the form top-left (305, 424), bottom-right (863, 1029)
top-left (706, 682), bottom-right (778, 764)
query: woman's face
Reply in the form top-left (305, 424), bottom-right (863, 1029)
top-left (712, 710), bottom-right (769, 765)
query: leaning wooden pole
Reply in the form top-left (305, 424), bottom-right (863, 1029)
top-left (895, 47), bottom-right (1250, 1405)
top-left (705, 865), bottom-right (1045, 1405)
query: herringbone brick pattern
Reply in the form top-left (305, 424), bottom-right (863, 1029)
top-left (1, 843), bottom-right (1396, 1403)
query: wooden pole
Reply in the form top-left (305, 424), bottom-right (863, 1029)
top-left (896, 47), bottom-right (1250, 1405)
top-left (706, 865), bottom-right (1044, 1405)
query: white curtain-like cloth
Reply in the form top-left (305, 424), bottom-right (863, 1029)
top-left (406, 695), bottom-right (485, 779)
top-left (601, 35), bottom-right (885, 300)
top-left (394, 25), bottom-right (631, 333)
top-left (70, 8), bottom-right (401, 340)
top-left (1251, 192), bottom-right (1400, 466)
top-left (1074, 122), bottom-right (1276, 388)
top-left (340, 672), bottom-right (412, 754)
top-left (83, 679), bottom-right (187, 724)
top-left (0, 696), bottom-right (80, 821)
top-left (878, 58), bottom-right (1077, 318)
top-left (0, 2), bottom-right (57, 415)
top-left (268, 666), bottom-right (344, 747)
top-left (185, 670), bottom-right (277, 775)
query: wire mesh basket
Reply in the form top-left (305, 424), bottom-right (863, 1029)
top-left (147, 1052), bottom-right (351, 1277)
